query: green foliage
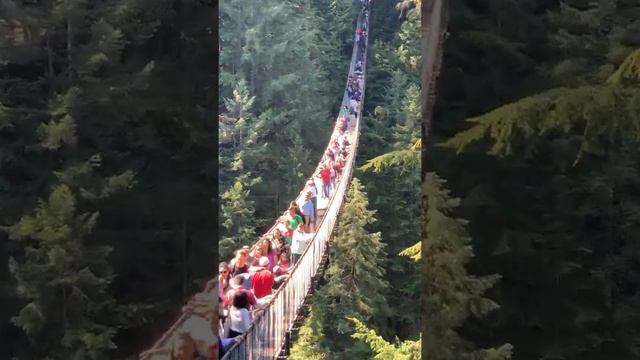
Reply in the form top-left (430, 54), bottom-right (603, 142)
top-left (219, 79), bottom-right (255, 149)
top-left (7, 184), bottom-right (117, 359)
top-left (288, 304), bottom-right (328, 360)
top-left (396, 6), bottom-right (421, 76)
top-left (312, 178), bottom-right (389, 358)
top-left (325, 178), bottom-right (388, 322)
top-left (431, 49), bottom-right (640, 357)
top-left (219, 0), bottom-right (342, 214)
top-left (0, 0), bottom-right (215, 357)
top-left (443, 81), bottom-right (640, 164)
top-left (392, 83), bottom-right (421, 147)
top-left (608, 49), bottom-right (640, 84)
top-left (349, 317), bottom-right (421, 360)
top-left (219, 174), bottom-right (259, 260)
top-left (399, 241), bottom-right (421, 262)
top-left (360, 139), bottom-right (420, 174)
top-left (423, 172), bottom-right (512, 360)
top-left (547, 0), bottom-right (640, 84)
top-left (429, 3), bottom-right (640, 357)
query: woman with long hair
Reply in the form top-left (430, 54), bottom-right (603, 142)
top-left (228, 290), bottom-right (253, 338)
top-left (259, 237), bottom-right (277, 272)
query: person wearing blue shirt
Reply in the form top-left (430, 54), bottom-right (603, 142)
top-left (301, 191), bottom-right (316, 232)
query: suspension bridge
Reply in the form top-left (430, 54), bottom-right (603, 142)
top-left (139, 0), bottom-right (370, 360)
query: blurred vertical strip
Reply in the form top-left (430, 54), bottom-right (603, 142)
top-left (421, 0), bottom-right (448, 140)
top-left (421, 0), bottom-right (449, 358)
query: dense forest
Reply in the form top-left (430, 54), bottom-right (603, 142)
top-left (0, 1), bottom-right (215, 359)
top-left (426, 0), bottom-right (640, 359)
top-left (218, 0), bottom-right (358, 260)
top-left (4, 0), bottom-right (640, 359)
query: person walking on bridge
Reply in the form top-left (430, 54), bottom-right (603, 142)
top-left (300, 191), bottom-right (316, 233)
top-left (306, 179), bottom-right (318, 222)
top-left (319, 165), bottom-right (331, 198)
top-left (291, 223), bottom-right (312, 264)
top-left (228, 291), bottom-right (253, 338)
top-left (251, 257), bottom-right (274, 299)
top-left (230, 249), bottom-right (250, 277)
top-left (285, 202), bottom-right (304, 237)
top-left (224, 275), bottom-right (257, 309)
top-left (258, 238), bottom-right (277, 272)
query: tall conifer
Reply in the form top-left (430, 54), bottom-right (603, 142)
top-left (423, 172), bottom-right (513, 360)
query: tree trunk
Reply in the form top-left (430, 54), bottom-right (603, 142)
top-left (67, 18), bottom-right (73, 81)
top-left (182, 212), bottom-right (188, 298)
top-left (46, 31), bottom-right (55, 89)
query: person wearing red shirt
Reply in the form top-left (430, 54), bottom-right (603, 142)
top-left (319, 165), bottom-right (331, 198)
top-left (251, 257), bottom-right (274, 299)
top-left (224, 275), bottom-right (257, 309)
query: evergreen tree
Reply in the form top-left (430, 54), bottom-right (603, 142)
top-left (219, 79), bottom-right (255, 152)
top-left (360, 138), bottom-right (421, 339)
top-left (285, 133), bottom-right (312, 197)
top-left (349, 317), bottom-right (421, 360)
top-left (425, 0), bottom-right (640, 359)
top-left (352, 0), bottom-right (423, 343)
top-left (392, 83), bottom-right (421, 148)
top-left (435, 49), bottom-right (640, 359)
top-left (288, 304), bottom-right (328, 360)
top-left (219, 174), bottom-right (260, 260)
top-left (1, 0), bottom-right (216, 356)
top-left (396, 2), bottom-right (421, 78)
top-left (7, 184), bottom-right (117, 360)
top-left (315, 177), bottom-right (389, 357)
top-left (423, 172), bottom-right (513, 360)
top-left (219, 0), bottom-right (343, 215)
top-left (547, 0), bottom-right (640, 84)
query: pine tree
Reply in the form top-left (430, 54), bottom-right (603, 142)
top-left (359, 138), bottom-right (421, 339)
top-left (219, 0), bottom-right (339, 219)
top-left (423, 172), bottom-right (513, 360)
top-left (396, 3), bottom-right (421, 77)
top-left (315, 177), bottom-right (389, 357)
top-left (443, 50), bottom-right (640, 163)
top-left (546, 0), bottom-right (640, 84)
top-left (219, 173), bottom-right (260, 260)
top-left (392, 83), bottom-right (421, 148)
top-left (349, 317), bottom-right (420, 360)
top-left (2, 0), bottom-right (216, 356)
top-left (7, 184), bottom-right (117, 360)
top-left (288, 303), bottom-right (328, 360)
top-left (360, 138), bottom-right (420, 173)
top-left (219, 79), bottom-right (255, 151)
top-left (435, 48), bottom-right (640, 359)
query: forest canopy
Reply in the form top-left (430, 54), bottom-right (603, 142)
top-left (427, 0), bottom-right (640, 359)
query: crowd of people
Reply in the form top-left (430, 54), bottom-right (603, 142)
top-left (141, 2), bottom-right (370, 359)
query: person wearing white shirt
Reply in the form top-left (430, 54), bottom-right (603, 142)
top-left (228, 290), bottom-right (253, 337)
top-left (291, 223), bottom-right (312, 264)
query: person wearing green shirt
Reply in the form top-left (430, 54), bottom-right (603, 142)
top-left (289, 215), bottom-right (303, 234)
top-left (284, 202), bottom-right (304, 245)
